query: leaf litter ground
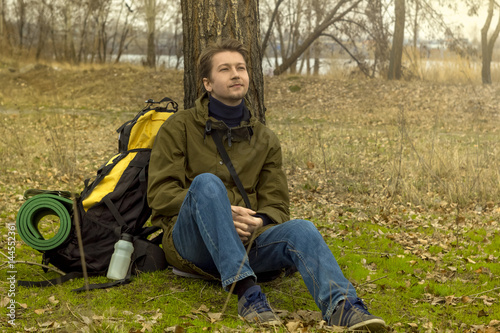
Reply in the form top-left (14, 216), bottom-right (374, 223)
top-left (0, 64), bottom-right (499, 332)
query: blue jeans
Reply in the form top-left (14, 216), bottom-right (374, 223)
top-left (172, 173), bottom-right (357, 320)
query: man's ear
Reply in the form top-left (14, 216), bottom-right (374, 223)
top-left (203, 78), bottom-right (212, 92)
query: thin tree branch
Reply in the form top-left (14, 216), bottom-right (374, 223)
top-left (3, 260), bottom-right (66, 276)
top-left (466, 286), bottom-right (500, 299)
top-left (320, 33), bottom-right (371, 77)
top-left (358, 275), bottom-right (389, 287)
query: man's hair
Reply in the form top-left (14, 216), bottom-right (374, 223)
top-left (198, 38), bottom-right (249, 82)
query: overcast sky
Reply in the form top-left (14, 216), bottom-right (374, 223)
top-left (440, 3), bottom-right (494, 42)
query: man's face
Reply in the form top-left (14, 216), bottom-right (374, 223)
top-left (203, 51), bottom-right (249, 106)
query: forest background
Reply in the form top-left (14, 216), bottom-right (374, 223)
top-left (1, 0), bottom-right (500, 332)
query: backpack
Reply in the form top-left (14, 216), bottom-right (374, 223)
top-left (17, 97), bottom-right (178, 291)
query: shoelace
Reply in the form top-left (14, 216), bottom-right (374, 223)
top-left (244, 291), bottom-right (272, 313)
top-left (344, 298), bottom-right (371, 315)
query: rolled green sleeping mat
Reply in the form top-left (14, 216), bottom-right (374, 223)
top-left (16, 193), bottom-right (73, 251)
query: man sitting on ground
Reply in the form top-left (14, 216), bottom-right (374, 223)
top-left (147, 38), bottom-right (387, 332)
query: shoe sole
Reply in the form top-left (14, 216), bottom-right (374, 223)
top-left (348, 318), bottom-right (387, 332)
top-left (238, 314), bottom-right (281, 326)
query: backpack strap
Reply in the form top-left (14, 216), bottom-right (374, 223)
top-left (103, 196), bottom-right (127, 227)
top-left (72, 274), bottom-right (132, 293)
top-left (18, 271), bottom-right (79, 287)
top-left (210, 130), bottom-right (252, 210)
top-left (17, 271), bottom-right (104, 288)
top-left (101, 152), bottom-right (150, 232)
top-left (72, 236), bottom-right (167, 292)
top-left (18, 236), bottom-right (167, 292)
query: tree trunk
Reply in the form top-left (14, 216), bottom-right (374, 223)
top-left (181, 0), bottom-right (266, 123)
top-left (114, 4), bottom-right (133, 64)
top-left (1, 0), bottom-right (13, 52)
top-left (35, 3), bottom-right (48, 60)
top-left (481, 0), bottom-right (500, 84)
top-left (388, 0), bottom-right (405, 80)
top-left (16, 0), bottom-right (26, 50)
top-left (77, 7), bottom-right (91, 64)
top-left (412, 0), bottom-right (419, 49)
top-left (64, 3), bottom-right (77, 63)
top-left (145, 0), bottom-right (156, 68)
top-left (313, 39), bottom-right (321, 75)
top-left (0, 0), bottom-right (4, 43)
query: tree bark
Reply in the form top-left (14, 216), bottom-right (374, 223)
top-left (481, 0), bottom-right (500, 84)
top-left (388, 0), bottom-right (405, 80)
top-left (181, 0), bottom-right (266, 123)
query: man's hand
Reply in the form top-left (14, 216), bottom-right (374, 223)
top-left (231, 205), bottom-right (263, 243)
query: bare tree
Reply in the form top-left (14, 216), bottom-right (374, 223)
top-left (63, 1), bottom-right (77, 63)
top-left (85, 0), bottom-right (113, 63)
top-left (261, 0), bottom-right (284, 57)
top-left (110, 1), bottom-right (136, 63)
top-left (171, 8), bottom-right (183, 70)
top-left (264, 0), bottom-right (303, 73)
top-left (273, 0), bottom-right (362, 75)
top-left (311, 0), bottom-right (326, 75)
top-left (181, 0), bottom-right (266, 123)
top-left (34, 1), bottom-right (50, 60)
top-left (0, 0), bottom-right (5, 47)
top-left (14, 0), bottom-right (27, 50)
top-left (388, 0), bottom-right (405, 80)
top-left (144, 0), bottom-right (156, 68)
top-left (365, 0), bottom-right (391, 77)
top-left (481, 0), bottom-right (500, 84)
top-left (152, 1), bottom-right (181, 68)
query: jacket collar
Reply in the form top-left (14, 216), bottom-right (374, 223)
top-left (194, 93), bottom-right (256, 145)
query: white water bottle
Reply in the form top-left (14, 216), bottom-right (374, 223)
top-left (107, 233), bottom-right (134, 280)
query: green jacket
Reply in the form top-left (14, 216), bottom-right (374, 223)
top-left (147, 93), bottom-right (290, 278)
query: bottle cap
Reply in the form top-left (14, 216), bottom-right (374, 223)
top-left (121, 233), bottom-right (133, 242)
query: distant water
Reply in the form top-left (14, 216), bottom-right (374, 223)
top-left (117, 54), bottom-right (498, 76)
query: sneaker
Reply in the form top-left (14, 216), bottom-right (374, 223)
top-left (237, 285), bottom-right (281, 325)
top-left (329, 297), bottom-right (387, 332)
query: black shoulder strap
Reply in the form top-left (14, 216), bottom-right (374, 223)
top-left (71, 275), bottom-right (132, 293)
top-left (17, 271), bottom-right (104, 288)
top-left (18, 263), bottom-right (132, 292)
top-left (211, 130), bottom-right (252, 210)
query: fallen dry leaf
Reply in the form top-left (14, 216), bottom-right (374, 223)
top-left (81, 315), bottom-right (92, 325)
top-left (489, 320), bottom-right (500, 327)
top-left (286, 320), bottom-right (301, 332)
top-left (477, 327), bottom-right (498, 333)
top-left (208, 312), bottom-right (222, 323)
top-left (151, 312), bottom-right (163, 320)
top-left (462, 296), bottom-right (473, 304)
top-left (478, 309), bottom-right (489, 317)
top-left (197, 304), bottom-right (210, 313)
top-left (38, 321), bottom-right (54, 328)
top-left (0, 297), bottom-right (11, 307)
top-left (141, 322), bottom-right (153, 332)
top-left (48, 295), bottom-right (59, 305)
top-left (34, 309), bottom-right (46, 315)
